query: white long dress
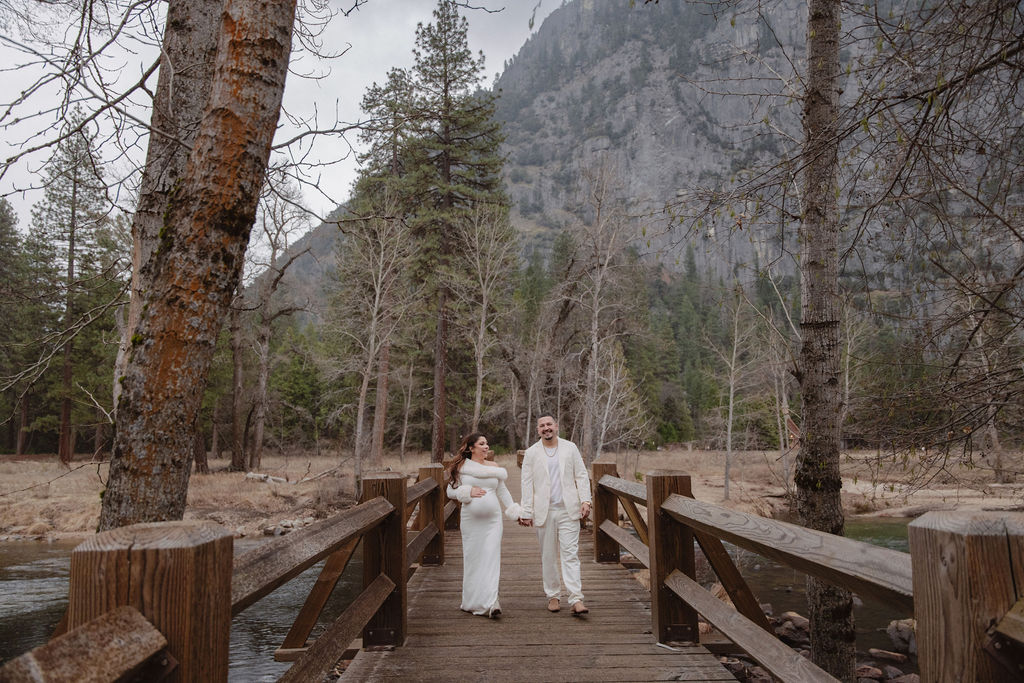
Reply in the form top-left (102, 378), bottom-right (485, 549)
top-left (447, 459), bottom-right (522, 615)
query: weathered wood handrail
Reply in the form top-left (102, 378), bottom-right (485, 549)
top-left (407, 522), bottom-right (439, 566)
top-left (4, 469), bottom-right (448, 683)
top-left (232, 496), bottom-right (394, 615)
top-left (0, 606), bottom-right (168, 682)
top-left (593, 466), bottom-right (1024, 682)
top-left (664, 570), bottom-right (837, 683)
top-left (406, 478), bottom-right (436, 509)
top-left (660, 493), bottom-right (914, 612)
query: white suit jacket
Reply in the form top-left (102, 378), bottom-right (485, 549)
top-left (520, 437), bottom-right (592, 526)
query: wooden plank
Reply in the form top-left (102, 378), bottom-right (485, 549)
top-left (278, 574), bottom-right (395, 683)
top-left (599, 519), bottom-right (649, 567)
top-left (232, 497), bottom-right (392, 615)
top-left (444, 500), bottom-right (458, 530)
top-left (665, 569), bottom-right (838, 682)
top-left (68, 520), bottom-right (233, 683)
top-left (620, 497), bottom-right (649, 545)
top-left (994, 597), bottom-right (1024, 645)
top-left (910, 511), bottom-right (1024, 682)
top-left (693, 531), bottom-right (772, 634)
top-left (407, 523), bottom-right (438, 566)
top-left (417, 465), bottom-right (445, 565)
top-left (406, 478), bottom-right (435, 508)
top-left (598, 473), bottom-right (646, 505)
top-left (0, 605), bottom-right (166, 683)
top-left (277, 536), bottom-right (360, 655)
top-left (661, 493), bottom-right (914, 612)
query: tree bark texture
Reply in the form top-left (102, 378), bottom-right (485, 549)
top-left (796, 0), bottom-right (856, 678)
top-left (99, 0), bottom-right (297, 530)
top-left (114, 0), bottom-right (223, 411)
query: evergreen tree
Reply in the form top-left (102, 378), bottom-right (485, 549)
top-left (406, 0), bottom-right (507, 461)
top-left (0, 199), bottom-right (24, 451)
top-left (29, 112), bottom-right (115, 463)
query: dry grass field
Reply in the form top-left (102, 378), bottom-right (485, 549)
top-left (1, 445), bottom-right (1021, 541)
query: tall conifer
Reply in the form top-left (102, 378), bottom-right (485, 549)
top-left (407, 0), bottom-right (506, 461)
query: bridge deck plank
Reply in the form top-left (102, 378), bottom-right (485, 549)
top-left (342, 471), bottom-right (734, 682)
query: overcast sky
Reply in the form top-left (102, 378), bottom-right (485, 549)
top-left (279, 0), bottom-right (558, 221)
top-left (0, 0), bottom-right (559, 227)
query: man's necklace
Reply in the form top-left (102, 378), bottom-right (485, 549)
top-left (543, 441), bottom-right (558, 457)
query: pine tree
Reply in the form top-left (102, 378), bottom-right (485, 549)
top-left (406, 0), bottom-right (506, 461)
top-left (29, 112), bottom-right (113, 463)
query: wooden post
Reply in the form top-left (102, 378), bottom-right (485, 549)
top-left (67, 521), bottom-right (233, 682)
top-left (360, 472), bottom-right (407, 647)
top-left (909, 511), bottom-right (1024, 682)
top-left (592, 463), bottom-right (619, 563)
top-left (647, 471), bottom-right (698, 644)
top-left (418, 464), bottom-right (444, 566)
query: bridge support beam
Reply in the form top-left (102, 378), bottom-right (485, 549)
top-left (361, 472), bottom-right (408, 647)
top-left (418, 464), bottom-right (445, 565)
top-left (910, 512), bottom-right (1024, 682)
top-left (593, 463), bottom-right (620, 563)
top-left (647, 471), bottom-right (699, 644)
top-left (67, 520), bottom-right (234, 682)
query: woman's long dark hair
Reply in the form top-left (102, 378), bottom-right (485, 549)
top-left (444, 432), bottom-right (486, 487)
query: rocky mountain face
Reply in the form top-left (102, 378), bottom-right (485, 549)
top-left (283, 0), bottom-right (810, 309)
top-left (495, 0), bottom-right (806, 261)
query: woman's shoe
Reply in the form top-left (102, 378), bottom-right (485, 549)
top-left (570, 602), bottom-right (589, 616)
top-left (547, 598), bottom-right (560, 612)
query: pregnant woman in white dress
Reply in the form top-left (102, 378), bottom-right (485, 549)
top-left (445, 432), bottom-right (521, 618)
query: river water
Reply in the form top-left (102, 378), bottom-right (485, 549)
top-left (0, 519), bottom-right (911, 677)
top-left (0, 539), bottom-right (364, 681)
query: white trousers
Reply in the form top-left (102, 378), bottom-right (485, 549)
top-left (536, 503), bottom-right (584, 605)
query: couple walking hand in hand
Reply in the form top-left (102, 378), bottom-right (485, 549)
top-left (444, 413), bottom-right (592, 619)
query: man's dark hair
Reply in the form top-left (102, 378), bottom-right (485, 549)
top-left (536, 411), bottom-right (556, 423)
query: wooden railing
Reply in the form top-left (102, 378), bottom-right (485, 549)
top-left (0, 464), bottom-right (453, 683)
top-left (592, 464), bottom-right (1024, 682)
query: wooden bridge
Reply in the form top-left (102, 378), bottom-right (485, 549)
top-left (2, 461), bottom-right (1023, 682)
top-left (342, 473), bottom-right (733, 682)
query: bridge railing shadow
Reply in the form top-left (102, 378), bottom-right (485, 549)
top-left (592, 463), bottom-right (1024, 683)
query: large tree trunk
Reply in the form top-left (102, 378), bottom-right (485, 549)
top-left (16, 396), bottom-right (28, 456)
top-left (370, 342), bottom-right (390, 470)
top-left (399, 358), bottom-right (414, 464)
top-left (113, 0), bottom-right (223, 413)
top-left (229, 301), bottom-right (246, 471)
top-left (99, 0), bottom-right (297, 530)
top-left (210, 400), bottom-right (221, 460)
top-left (250, 317), bottom-right (270, 471)
top-left (193, 426), bottom-right (209, 474)
top-left (795, 0), bottom-right (855, 678)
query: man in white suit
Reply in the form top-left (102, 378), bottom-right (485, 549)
top-left (519, 413), bottom-right (592, 615)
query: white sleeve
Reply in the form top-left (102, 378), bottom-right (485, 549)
top-left (497, 481), bottom-right (522, 520)
top-left (571, 445), bottom-right (592, 504)
top-left (520, 451), bottom-right (534, 520)
top-left (447, 483), bottom-right (473, 504)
